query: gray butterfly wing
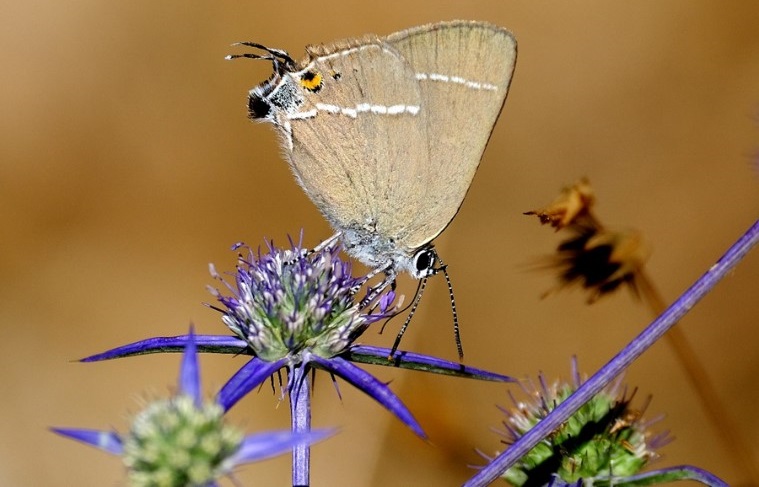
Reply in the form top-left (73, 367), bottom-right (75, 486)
top-left (385, 21), bottom-right (518, 250)
top-left (278, 40), bottom-right (430, 260)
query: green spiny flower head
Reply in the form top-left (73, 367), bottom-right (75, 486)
top-left (497, 361), bottom-right (668, 486)
top-left (123, 395), bottom-right (243, 487)
top-left (53, 329), bottom-right (331, 485)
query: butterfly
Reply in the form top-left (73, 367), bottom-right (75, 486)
top-left (230, 21), bottom-right (517, 357)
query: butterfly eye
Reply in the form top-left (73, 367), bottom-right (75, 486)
top-left (248, 94), bottom-right (271, 119)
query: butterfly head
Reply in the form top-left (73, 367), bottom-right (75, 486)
top-left (228, 42), bottom-right (327, 124)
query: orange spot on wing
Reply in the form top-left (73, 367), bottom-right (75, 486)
top-left (300, 71), bottom-right (323, 92)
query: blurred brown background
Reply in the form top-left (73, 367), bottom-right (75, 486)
top-left (1, 1), bottom-right (758, 486)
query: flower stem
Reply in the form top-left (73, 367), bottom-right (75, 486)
top-left (590, 465), bottom-right (728, 486)
top-left (291, 365), bottom-right (311, 487)
top-left (464, 218), bottom-right (758, 487)
top-left (637, 268), bottom-right (759, 482)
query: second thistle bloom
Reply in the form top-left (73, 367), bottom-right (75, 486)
top-left (209, 242), bottom-right (394, 361)
top-left (54, 329), bottom-right (330, 486)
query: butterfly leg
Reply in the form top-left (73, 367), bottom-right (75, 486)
top-left (388, 251), bottom-right (464, 361)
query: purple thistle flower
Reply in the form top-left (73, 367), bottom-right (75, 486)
top-left (53, 328), bottom-right (330, 486)
top-left (80, 238), bottom-right (513, 438)
top-left (208, 241), bottom-right (387, 361)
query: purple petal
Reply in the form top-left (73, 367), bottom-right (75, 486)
top-left (179, 327), bottom-right (201, 405)
top-left (51, 428), bottom-right (123, 455)
top-left (230, 430), bottom-right (333, 465)
top-left (81, 334), bottom-right (248, 362)
top-left (309, 355), bottom-right (426, 438)
top-left (216, 357), bottom-right (288, 411)
top-left (347, 345), bottom-right (515, 382)
top-left (379, 290), bottom-right (396, 313)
